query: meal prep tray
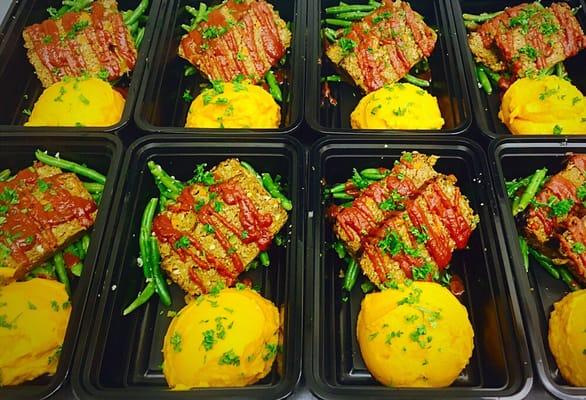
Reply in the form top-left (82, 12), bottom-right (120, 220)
top-left (450, 0), bottom-right (586, 140)
top-left (134, 0), bottom-right (307, 134)
top-left (305, 0), bottom-right (472, 135)
top-left (0, 0), bottom-right (163, 132)
top-left (0, 132), bottom-right (123, 400)
top-left (71, 135), bottom-right (305, 399)
top-left (490, 137), bottom-right (586, 400)
top-left (305, 136), bottom-right (532, 399)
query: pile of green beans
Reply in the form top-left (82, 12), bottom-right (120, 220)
top-left (475, 64), bottom-right (501, 95)
top-left (265, 70), bottom-right (283, 102)
top-left (123, 0), bottom-right (149, 48)
top-left (324, 167), bottom-right (390, 200)
top-left (525, 246), bottom-right (582, 291)
top-left (324, 0), bottom-right (382, 28)
top-left (241, 161), bottom-right (293, 211)
top-left (182, 2), bottom-right (213, 32)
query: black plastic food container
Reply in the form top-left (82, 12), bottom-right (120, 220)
top-left (490, 137), bottom-right (586, 399)
top-left (134, 0), bottom-right (306, 134)
top-left (450, 0), bottom-right (586, 140)
top-left (0, 0), bottom-right (162, 132)
top-left (306, 137), bottom-right (532, 399)
top-left (72, 135), bottom-right (305, 399)
top-left (0, 132), bottom-right (123, 399)
top-left (305, 0), bottom-right (471, 135)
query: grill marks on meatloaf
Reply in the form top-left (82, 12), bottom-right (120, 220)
top-left (468, 2), bottom-right (586, 78)
top-left (359, 175), bottom-right (478, 288)
top-left (524, 154), bottom-right (586, 252)
top-left (22, 0), bottom-right (137, 88)
top-left (178, 0), bottom-right (291, 82)
top-left (557, 216), bottom-right (586, 285)
top-left (333, 152), bottom-right (439, 254)
top-left (325, 0), bottom-right (437, 92)
top-left (152, 159), bottom-right (288, 297)
top-left (0, 163), bottom-right (97, 284)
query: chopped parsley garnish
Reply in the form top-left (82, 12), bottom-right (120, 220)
top-left (0, 188), bottom-right (19, 205)
top-left (182, 89), bottom-right (194, 102)
top-left (37, 179), bottom-right (50, 192)
top-left (202, 25), bottom-right (228, 40)
top-left (213, 200), bottom-right (223, 212)
top-left (539, 86), bottom-right (558, 101)
top-left (412, 263), bottom-right (434, 281)
top-left (97, 69), bottom-right (109, 81)
top-left (22, 108), bottom-right (32, 116)
top-left (393, 107), bottom-right (407, 116)
top-left (188, 163), bottom-right (215, 186)
top-left (572, 242), bottom-right (586, 254)
top-left (43, 35), bottom-right (53, 44)
top-left (405, 314), bottom-right (419, 323)
top-left (402, 152), bottom-right (413, 162)
top-left (218, 349), bottom-right (240, 366)
top-left (78, 94), bottom-right (90, 105)
top-left (351, 168), bottom-right (369, 190)
top-left (203, 224), bottom-right (215, 234)
top-left (379, 230), bottom-right (420, 258)
top-left (372, 11), bottom-right (392, 24)
top-left (379, 190), bottom-right (404, 211)
top-left (368, 332), bottom-right (379, 341)
top-left (539, 22), bottom-right (559, 36)
top-left (370, 104), bottom-right (382, 115)
top-left (409, 226), bottom-right (429, 244)
top-left (338, 37), bottom-right (357, 55)
top-left (262, 343), bottom-right (278, 361)
top-left (202, 329), bottom-right (216, 351)
top-left (384, 330), bottom-right (403, 345)
top-left (518, 45), bottom-right (538, 61)
top-left (50, 300), bottom-right (60, 312)
top-left (66, 21), bottom-right (89, 40)
top-left (174, 236), bottom-right (190, 249)
top-left (0, 314), bottom-right (15, 330)
top-left (397, 287), bottom-right (423, 306)
top-left (27, 301), bottom-right (37, 310)
top-left (553, 125), bottom-right (563, 135)
top-left (241, 230), bottom-right (249, 239)
top-left (211, 80), bottom-right (224, 94)
top-left (194, 199), bottom-right (206, 211)
top-left (170, 332), bottom-right (182, 352)
top-left (47, 345), bottom-right (62, 365)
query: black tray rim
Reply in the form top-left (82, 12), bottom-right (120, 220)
top-left (0, 131), bottom-right (124, 400)
top-left (489, 136), bottom-right (586, 400)
top-left (133, 0), bottom-right (307, 135)
top-left (448, 0), bottom-right (586, 141)
top-left (0, 0), bottom-right (164, 133)
top-left (71, 133), bottom-right (307, 399)
top-left (304, 135), bottom-right (533, 400)
top-left (304, 0), bottom-right (473, 136)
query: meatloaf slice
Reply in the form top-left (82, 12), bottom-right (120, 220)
top-left (332, 152), bottom-right (438, 254)
top-left (0, 162), bottom-right (97, 284)
top-left (359, 174), bottom-right (479, 288)
top-left (325, 0), bottom-right (437, 93)
top-left (557, 215), bottom-right (586, 285)
top-left (153, 159), bottom-right (288, 297)
top-left (178, 0), bottom-right (291, 83)
top-left (494, 2), bottom-right (586, 78)
top-left (23, 0), bottom-right (137, 88)
top-left (524, 154), bottom-right (586, 255)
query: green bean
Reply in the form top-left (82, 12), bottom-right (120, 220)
top-left (321, 74), bottom-right (342, 82)
top-left (559, 267), bottom-right (581, 291)
top-left (150, 236), bottom-right (172, 306)
top-left (181, 23), bottom-right (192, 32)
top-left (81, 234), bottom-right (90, 255)
top-left (91, 192), bottom-right (102, 204)
top-left (240, 161), bottom-right (262, 182)
top-left (185, 5), bottom-right (199, 17)
top-left (323, 27), bottom-right (338, 42)
top-left (334, 11), bottom-right (371, 20)
top-left (83, 182), bottom-right (104, 193)
top-left (53, 252), bottom-right (71, 296)
top-left (519, 236), bottom-right (529, 272)
top-left (333, 241), bottom-right (346, 259)
top-left (325, 18), bottom-right (353, 27)
top-left (402, 73), bottom-right (430, 88)
top-left (329, 182), bottom-right (347, 193)
top-left (0, 169), bottom-right (10, 181)
top-left (123, 281), bottom-right (155, 316)
top-left (184, 65), bottom-right (197, 77)
top-left (360, 168), bottom-right (388, 181)
top-left (195, 3), bottom-right (208, 25)
top-left (259, 251), bottom-right (270, 267)
top-left (124, 0), bottom-right (149, 26)
top-left (342, 258), bottom-right (359, 292)
top-left (555, 62), bottom-right (568, 80)
top-left (464, 20), bottom-right (479, 30)
top-left (462, 11), bottom-right (502, 22)
top-left (513, 168), bottom-right (547, 216)
top-left (528, 247), bottom-right (560, 280)
top-left (128, 21), bottom-right (139, 33)
top-left (483, 67), bottom-right (501, 84)
top-left (261, 173), bottom-right (293, 211)
top-left (326, 4), bottom-right (377, 14)
top-left (505, 175), bottom-right (532, 198)
top-left (71, 263), bottom-right (83, 277)
top-left (333, 192), bottom-right (354, 200)
top-left (140, 198), bottom-right (158, 280)
top-left (265, 70), bottom-right (282, 102)
top-left (36, 150), bottom-right (106, 184)
top-left (147, 161), bottom-right (184, 198)
top-left (341, 201), bottom-right (354, 208)
top-left (476, 66), bottom-right (492, 95)
top-left (135, 27), bottom-right (145, 48)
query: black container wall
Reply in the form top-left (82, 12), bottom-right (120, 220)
top-left (0, 133), bottom-right (123, 400)
top-left (490, 138), bottom-right (586, 400)
top-left (305, 0), bottom-right (471, 135)
top-left (134, 0), bottom-right (306, 134)
top-left (0, 0), bottom-right (162, 132)
top-left (72, 135), bottom-right (305, 399)
top-left (450, 0), bottom-right (586, 140)
top-left (306, 137), bottom-right (532, 399)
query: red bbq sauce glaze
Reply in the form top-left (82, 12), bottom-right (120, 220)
top-left (63, 252), bottom-right (80, 268)
top-left (0, 164), bottom-right (97, 268)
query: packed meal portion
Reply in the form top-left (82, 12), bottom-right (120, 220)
top-left (505, 154), bottom-right (586, 386)
top-left (21, 0), bottom-right (150, 127)
top-left (0, 151), bottom-right (107, 386)
top-left (324, 151), bottom-right (479, 387)
top-left (123, 159), bottom-right (291, 389)
top-left (321, 0), bottom-right (444, 130)
top-left (463, 2), bottom-right (586, 135)
top-left (178, 0), bottom-right (291, 129)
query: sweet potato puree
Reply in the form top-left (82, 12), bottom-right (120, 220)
top-left (357, 281), bottom-right (474, 387)
top-left (499, 75), bottom-right (586, 135)
top-left (350, 83), bottom-right (444, 130)
top-left (163, 287), bottom-right (280, 389)
top-left (0, 279), bottom-right (71, 386)
top-left (548, 289), bottom-right (586, 387)
top-left (185, 81), bottom-right (280, 129)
